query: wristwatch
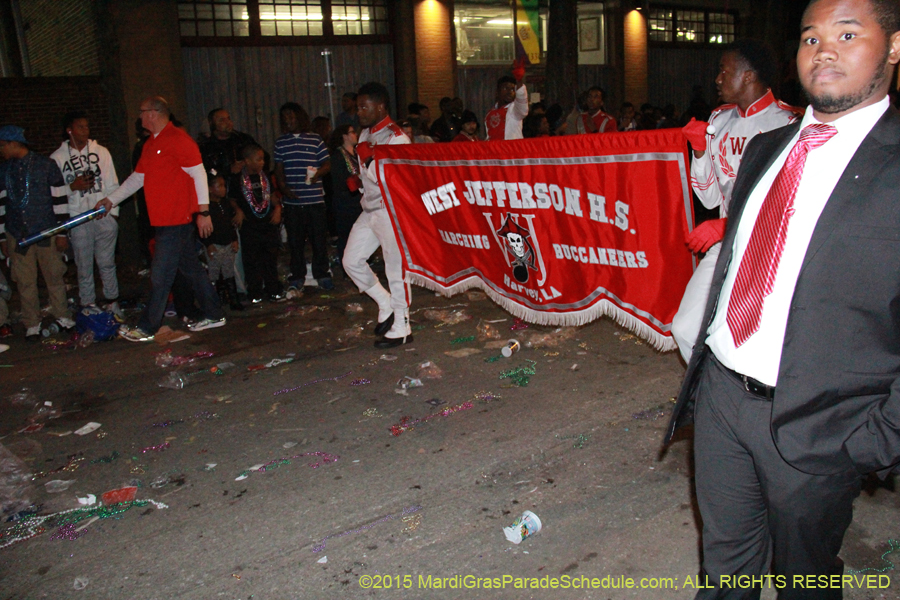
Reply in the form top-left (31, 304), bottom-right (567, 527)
top-left (197, 210), bottom-right (210, 217)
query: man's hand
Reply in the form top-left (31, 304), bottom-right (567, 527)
top-left (94, 198), bottom-right (113, 218)
top-left (512, 57), bottom-right (526, 82)
top-left (70, 174), bottom-right (93, 192)
top-left (232, 209), bottom-right (245, 228)
top-left (230, 240), bottom-right (239, 252)
top-left (196, 214), bottom-right (213, 239)
top-left (682, 118), bottom-right (709, 156)
top-left (56, 236), bottom-right (69, 252)
top-left (207, 244), bottom-right (217, 255)
top-left (686, 218), bottom-right (727, 254)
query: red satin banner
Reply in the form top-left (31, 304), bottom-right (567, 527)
top-left (375, 130), bottom-right (694, 351)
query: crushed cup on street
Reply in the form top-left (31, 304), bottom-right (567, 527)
top-left (503, 510), bottom-right (542, 544)
top-left (501, 339), bottom-right (521, 358)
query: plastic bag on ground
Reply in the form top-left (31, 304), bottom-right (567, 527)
top-left (416, 360), bottom-right (443, 379)
top-left (524, 327), bottom-right (577, 348)
top-left (0, 442), bottom-right (34, 517)
top-left (422, 309), bottom-right (470, 325)
top-left (476, 320), bottom-right (501, 340)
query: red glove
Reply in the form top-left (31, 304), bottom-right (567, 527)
top-left (682, 118), bottom-right (708, 152)
top-left (686, 218), bottom-right (726, 254)
top-left (356, 141), bottom-right (374, 166)
top-left (511, 57), bottom-right (526, 82)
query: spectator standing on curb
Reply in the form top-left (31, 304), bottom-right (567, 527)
top-left (0, 125), bottom-right (74, 341)
top-left (274, 102), bottom-right (334, 291)
top-left (50, 111), bottom-right (122, 315)
top-left (97, 96), bottom-right (225, 341)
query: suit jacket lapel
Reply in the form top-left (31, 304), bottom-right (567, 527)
top-left (798, 108), bottom-right (900, 276)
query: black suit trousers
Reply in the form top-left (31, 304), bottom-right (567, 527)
top-left (693, 356), bottom-right (862, 600)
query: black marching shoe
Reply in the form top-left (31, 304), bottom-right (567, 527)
top-left (374, 333), bottom-right (413, 349)
top-left (374, 313), bottom-right (394, 336)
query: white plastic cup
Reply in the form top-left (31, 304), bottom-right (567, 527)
top-left (305, 166), bottom-right (318, 185)
top-left (501, 339), bottom-right (520, 358)
top-left (503, 510), bottom-right (542, 544)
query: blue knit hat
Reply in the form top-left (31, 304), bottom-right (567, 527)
top-left (0, 125), bottom-right (28, 144)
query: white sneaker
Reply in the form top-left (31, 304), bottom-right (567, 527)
top-left (0, 343), bottom-right (8, 353)
top-left (119, 326), bottom-right (154, 342)
top-left (187, 317), bottom-right (226, 332)
top-left (25, 325), bottom-right (41, 339)
top-left (56, 317), bottom-right (76, 330)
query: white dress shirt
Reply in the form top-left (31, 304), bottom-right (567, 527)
top-left (706, 96), bottom-right (889, 385)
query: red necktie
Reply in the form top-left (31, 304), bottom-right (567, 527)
top-left (727, 123), bottom-right (837, 347)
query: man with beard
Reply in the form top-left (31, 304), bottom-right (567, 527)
top-left (665, 0), bottom-right (900, 597)
top-left (673, 39), bottom-right (802, 363)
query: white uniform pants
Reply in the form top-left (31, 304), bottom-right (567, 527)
top-left (70, 216), bottom-right (119, 305)
top-left (672, 242), bottom-right (720, 364)
top-left (342, 208), bottom-right (409, 310)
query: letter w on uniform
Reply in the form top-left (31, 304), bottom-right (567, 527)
top-left (730, 137), bottom-right (747, 155)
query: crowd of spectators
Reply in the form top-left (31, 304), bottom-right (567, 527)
top-left (0, 62), bottom-right (721, 349)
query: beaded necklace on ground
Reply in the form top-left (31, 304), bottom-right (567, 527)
top-left (240, 167), bottom-right (271, 218)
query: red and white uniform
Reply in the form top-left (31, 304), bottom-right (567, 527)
top-left (576, 109), bottom-right (618, 134)
top-left (674, 91), bottom-right (802, 363)
top-left (343, 116), bottom-right (412, 315)
top-left (485, 85), bottom-right (528, 141)
top-left (691, 90), bottom-right (802, 218)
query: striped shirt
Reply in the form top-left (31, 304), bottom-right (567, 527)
top-left (273, 132), bottom-right (329, 206)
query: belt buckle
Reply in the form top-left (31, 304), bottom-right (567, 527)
top-left (740, 374), bottom-right (752, 393)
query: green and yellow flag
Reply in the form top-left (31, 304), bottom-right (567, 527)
top-left (515, 0), bottom-right (540, 65)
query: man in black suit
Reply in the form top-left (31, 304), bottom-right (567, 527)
top-left (665, 0), bottom-right (900, 597)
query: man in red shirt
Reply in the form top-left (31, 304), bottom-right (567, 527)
top-left (97, 96), bottom-right (225, 341)
top-left (577, 87), bottom-right (618, 134)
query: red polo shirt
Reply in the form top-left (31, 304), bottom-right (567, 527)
top-left (136, 122), bottom-right (203, 226)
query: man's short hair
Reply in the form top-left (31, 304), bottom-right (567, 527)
top-left (497, 75), bottom-right (516, 88)
top-left (342, 92), bottom-right (358, 101)
top-left (588, 86), bottom-right (605, 98)
top-left (408, 102), bottom-right (427, 115)
top-left (207, 107), bottom-right (225, 127)
top-left (726, 39), bottom-right (778, 90)
top-left (357, 82), bottom-right (390, 108)
top-left (280, 102), bottom-right (310, 132)
top-left (147, 96), bottom-right (171, 118)
top-left (806, 0), bottom-right (900, 36)
top-left (242, 142), bottom-right (264, 160)
top-left (62, 110), bottom-right (88, 135)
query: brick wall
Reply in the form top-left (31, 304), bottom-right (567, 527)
top-left (0, 77), bottom-right (112, 156)
top-left (413, 0), bottom-right (455, 117)
top-left (20, 0), bottom-right (100, 76)
top-left (623, 10), bottom-right (648, 107)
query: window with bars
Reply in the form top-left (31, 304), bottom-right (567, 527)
top-left (647, 8), bottom-right (734, 45)
top-left (178, 0), bottom-right (389, 41)
top-left (258, 1), bottom-right (324, 37)
top-left (179, 1), bottom-right (250, 38)
top-left (331, 0), bottom-right (388, 36)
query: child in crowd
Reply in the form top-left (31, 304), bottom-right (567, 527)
top-left (453, 111), bottom-right (480, 142)
top-left (228, 144), bottom-right (284, 303)
top-left (203, 172), bottom-right (243, 311)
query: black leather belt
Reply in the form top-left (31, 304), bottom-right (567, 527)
top-left (724, 365), bottom-right (775, 400)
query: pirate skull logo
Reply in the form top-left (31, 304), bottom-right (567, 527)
top-left (496, 214), bottom-right (536, 283)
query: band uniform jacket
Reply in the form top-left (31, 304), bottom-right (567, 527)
top-left (665, 107), bottom-right (900, 477)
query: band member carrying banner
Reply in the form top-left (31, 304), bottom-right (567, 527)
top-left (341, 82), bottom-right (413, 349)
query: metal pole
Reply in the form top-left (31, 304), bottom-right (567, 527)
top-left (322, 48), bottom-right (337, 127)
